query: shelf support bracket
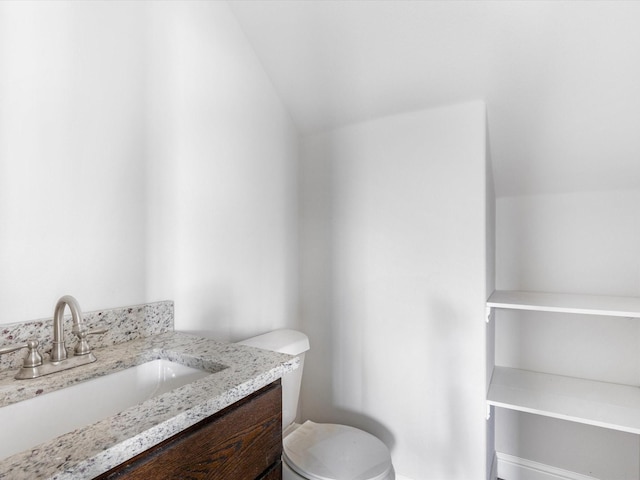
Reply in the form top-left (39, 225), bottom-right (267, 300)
top-left (485, 306), bottom-right (494, 323)
top-left (486, 404), bottom-right (491, 420)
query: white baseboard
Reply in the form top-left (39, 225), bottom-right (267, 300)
top-left (497, 453), bottom-right (600, 480)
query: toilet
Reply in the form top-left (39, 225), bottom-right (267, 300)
top-left (238, 329), bottom-right (395, 480)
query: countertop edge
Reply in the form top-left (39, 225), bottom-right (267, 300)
top-left (0, 332), bottom-right (298, 480)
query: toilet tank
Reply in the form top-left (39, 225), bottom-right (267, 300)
top-left (237, 329), bottom-right (310, 429)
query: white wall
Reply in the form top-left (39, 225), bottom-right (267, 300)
top-left (486, 125), bottom-right (497, 479)
top-left (299, 101), bottom-right (489, 479)
top-left (495, 190), bottom-right (640, 478)
top-left (0, 1), bottom-right (299, 340)
top-left (0, 1), bottom-right (148, 322)
top-left (144, 1), bottom-right (299, 339)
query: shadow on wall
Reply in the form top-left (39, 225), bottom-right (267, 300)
top-left (425, 297), bottom-right (476, 477)
top-left (317, 273), bottom-right (476, 475)
top-left (298, 133), bottom-right (480, 476)
top-left (296, 134), bottom-right (401, 444)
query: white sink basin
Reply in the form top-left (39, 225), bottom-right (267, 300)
top-left (0, 359), bottom-right (212, 460)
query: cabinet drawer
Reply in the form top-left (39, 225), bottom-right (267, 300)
top-left (98, 380), bottom-right (282, 479)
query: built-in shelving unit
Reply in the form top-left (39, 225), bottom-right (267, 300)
top-left (488, 366), bottom-right (640, 434)
top-left (487, 290), bottom-right (640, 318)
top-left (487, 290), bottom-right (640, 434)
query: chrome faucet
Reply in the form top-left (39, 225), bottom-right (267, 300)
top-left (0, 295), bottom-right (107, 379)
top-left (51, 295), bottom-right (82, 362)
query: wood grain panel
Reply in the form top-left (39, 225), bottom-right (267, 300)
top-left (97, 381), bottom-right (282, 480)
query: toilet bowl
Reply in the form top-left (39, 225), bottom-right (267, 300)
top-left (282, 420), bottom-right (394, 480)
top-left (238, 329), bottom-right (395, 480)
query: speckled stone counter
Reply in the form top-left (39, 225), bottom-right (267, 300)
top-left (0, 301), bottom-right (175, 372)
top-left (0, 331), bottom-right (298, 479)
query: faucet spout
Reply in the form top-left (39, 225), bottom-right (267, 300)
top-left (51, 295), bottom-right (83, 363)
top-left (0, 295), bottom-right (106, 379)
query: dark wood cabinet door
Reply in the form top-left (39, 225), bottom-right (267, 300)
top-left (97, 380), bottom-right (282, 480)
top-left (258, 460), bottom-right (282, 480)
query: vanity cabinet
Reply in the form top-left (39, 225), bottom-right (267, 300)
top-left (97, 380), bottom-right (282, 480)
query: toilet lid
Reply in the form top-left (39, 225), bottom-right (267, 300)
top-left (283, 421), bottom-right (393, 480)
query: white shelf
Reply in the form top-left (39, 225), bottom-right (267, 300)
top-left (487, 290), bottom-right (640, 318)
top-left (488, 367), bottom-right (640, 435)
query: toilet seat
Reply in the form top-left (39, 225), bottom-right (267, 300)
top-left (283, 421), bottom-right (394, 480)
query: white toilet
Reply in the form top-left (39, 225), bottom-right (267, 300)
top-left (238, 329), bottom-right (395, 480)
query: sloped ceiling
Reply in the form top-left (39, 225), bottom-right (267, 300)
top-left (229, 1), bottom-right (640, 197)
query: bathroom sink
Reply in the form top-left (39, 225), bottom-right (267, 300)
top-left (0, 359), bottom-right (212, 460)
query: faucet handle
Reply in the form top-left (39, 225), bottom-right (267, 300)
top-left (0, 340), bottom-right (43, 368)
top-left (72, 326), bottom-right (108, 356)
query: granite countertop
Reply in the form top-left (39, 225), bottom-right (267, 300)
top-left (0, 331), bottom-right (298, 480)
